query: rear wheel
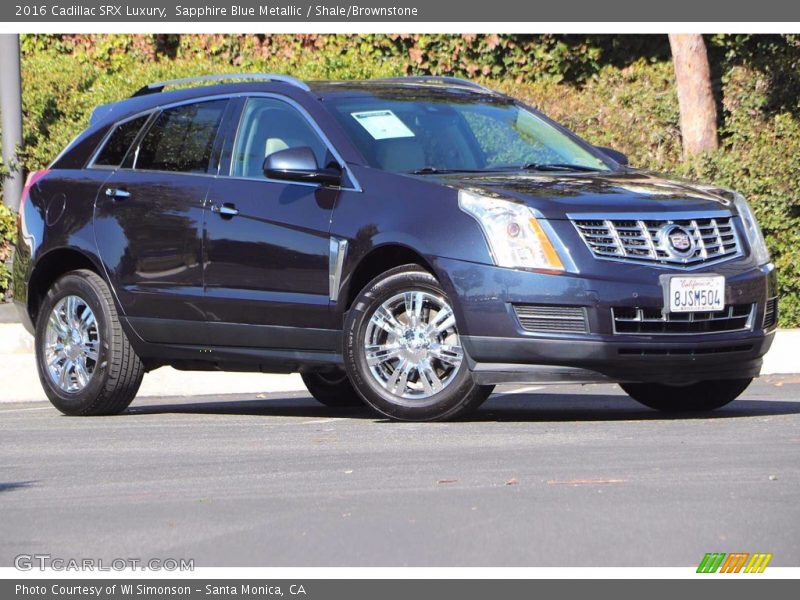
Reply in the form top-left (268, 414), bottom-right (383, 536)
top-left (301, 369), bottom-right (363, 407)
top-left (35, 269), bottom-right (144, 416)
top-left (344, 264), bottom-right (493, 421)
top-left (621, 378), bottom-right (752, 412)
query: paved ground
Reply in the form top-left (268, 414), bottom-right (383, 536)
top-left (1, 376), bottom-right (799, 568)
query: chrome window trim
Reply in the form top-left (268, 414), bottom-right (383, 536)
top-left (84, 92), bottom-right (362, 193)
top-left (85, 110), bottom-right (156, 170)
top-left (128, 97), bottom-right (230, 174)
top-left (568, 210), bottom-right (744, 270)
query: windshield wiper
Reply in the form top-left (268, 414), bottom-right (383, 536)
top-left (408, 167), bottom-right (510, 175)
top-left (410, 166), bottom-right (445, 174)
top-left (519, 162), bottom-right (601, 173)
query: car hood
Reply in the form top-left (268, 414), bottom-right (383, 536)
top-left (429, 170), bottom-right (737, 219)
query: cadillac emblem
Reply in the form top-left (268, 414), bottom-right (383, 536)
top-left (660, 224), bottom-right (696, 259)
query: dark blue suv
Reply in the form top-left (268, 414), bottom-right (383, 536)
top-left (13, 74), bottom-right (778, 421)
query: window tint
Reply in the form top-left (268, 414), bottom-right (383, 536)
top-left (135, 100), bottom-right (227, 173)
top-left (231, 98), bottom-right (331, 179)
top-left (93, 115), bottom-right (149, 167)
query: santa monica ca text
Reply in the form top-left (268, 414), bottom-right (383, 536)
top-left (16, 584), bottom-right (307, 596)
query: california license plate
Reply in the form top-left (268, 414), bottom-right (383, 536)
top-left (667, 275), bottom-right (725, 313)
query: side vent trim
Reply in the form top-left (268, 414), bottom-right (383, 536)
top-left (329, 237), bottom-right (348, 302)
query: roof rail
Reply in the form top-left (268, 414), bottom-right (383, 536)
top-left (130, 73), bottom-right (310, 97)
top-left (373, 76), bottom-right (495, 93)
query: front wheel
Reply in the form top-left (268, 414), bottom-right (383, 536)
top-left (621, 378), bottom-right (752, 412)
top-left (343, 264), bottom-right (493, 422)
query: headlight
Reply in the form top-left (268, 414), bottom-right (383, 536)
top-left (458, 190), bottom-right (566, 271)
top-left (733, 193), bottom-right (770, 265)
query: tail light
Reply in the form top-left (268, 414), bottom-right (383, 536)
top-left (17, 169), bottom-right (49, 227)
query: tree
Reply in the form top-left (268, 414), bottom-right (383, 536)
top-left (668, 34), bottom-right (718, 157)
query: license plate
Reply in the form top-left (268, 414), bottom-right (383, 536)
top-left (667, 275), bottom-right (725, 313)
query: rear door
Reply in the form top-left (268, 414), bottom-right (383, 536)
top-left (93, 98), bottom-right (229, 344)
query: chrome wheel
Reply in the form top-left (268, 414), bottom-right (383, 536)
top-left (44, 295), bottom-right (99, 393)
top-left (363, 291), bottom-right (463, 399)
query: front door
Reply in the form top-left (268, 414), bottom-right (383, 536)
top-left (203, 96), bottom-right (339, 351)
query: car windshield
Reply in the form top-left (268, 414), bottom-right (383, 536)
top-left (323, 91), bottom-right (611, 174)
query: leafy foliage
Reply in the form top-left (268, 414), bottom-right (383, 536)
top-left (2, 34), bottom-right (799, 324)
top-left (0, 203), bottom-right (15, 300)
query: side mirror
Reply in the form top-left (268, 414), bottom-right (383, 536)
top-left (263, 146), bottom-right (342, 186)
top-left (595, 146), bottom-right (629, 167)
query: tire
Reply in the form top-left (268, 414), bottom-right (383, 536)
top-left (301, 369), bottom-right (364, 407)
top-left (621, 378), bottom-right (752, 412)
top-left (343, 264), bottom-right (493, 422)
top-left (35, 269), bottom-right (144, 416)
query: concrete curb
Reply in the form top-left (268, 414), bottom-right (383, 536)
top-left (1, 318), bottom-right (797, 403)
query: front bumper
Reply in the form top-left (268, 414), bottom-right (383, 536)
top-left (463, 333), bottom-right (773, 385)
top-left (431, 256), bottom-right (778, 385)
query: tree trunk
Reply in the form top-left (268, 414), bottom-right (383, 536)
top-left (668, 34), bottom-right (718, 157)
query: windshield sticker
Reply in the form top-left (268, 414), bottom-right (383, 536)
top-left (351, 110), bottom-right (415, 140)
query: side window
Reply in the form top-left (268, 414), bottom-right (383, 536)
top-left (93, 115), bottom-right (150, 168)
top-left (231, 98), bottom-right (331, 179)
top-left (135, 100), bottom-right (227, 174)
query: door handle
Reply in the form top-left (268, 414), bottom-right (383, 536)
top-left (211, 203), bottom-right (239, 218)
top-left (105, 187), bottom-right (131, 200)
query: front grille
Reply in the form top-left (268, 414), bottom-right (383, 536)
top-left (764, 297), bottom-right (779, 329)
top-left (513, 304), bottom-right (588, 334)
top-left (618, 344), bottom-right (753, 356)
top-left (571, 213), bottom-right (741, 267)
top-left (612, 304), bottom-right (754, 335)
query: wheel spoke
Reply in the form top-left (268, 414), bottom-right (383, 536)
top-left (365, 343), bottom-right (402, 367)
top-left (428, 305), bottom-right (456, 335)
top-left (79, 307), bottom-right (96, 331)
top-left (48, 310), bottom-right (69, 337)
top-left (386, 359), bottom-right (412, 395)
top-left (404, 292), bottom-right (424, 325)
top-left (418, 361), bottom-right (444, 396)
top-left (47, 349), bottom-right (65, 369)
top-left (65, 296), bottom-right (79, 328)
top-left (59, 360), bottom-right (73, 389)
top-left (428, 343), bottom-right (464, 366)
top-left (74, 359), bottom-right (90, 387)
top-left (82, 341), bottom-right (99, 362)
top-left (370, 305), bottom-right (406, 337)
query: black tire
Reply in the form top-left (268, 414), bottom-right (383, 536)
top-left (35, 269), bottom-right (144, 416)
top-left (301, 369), bottom-right (364, 407)
top-left (621, 378), bottom-right (752, 412)
top-left (343, 264), bottom-right (493, 422)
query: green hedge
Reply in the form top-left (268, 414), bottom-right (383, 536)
top-left (1, 34), bottom-right (798, 324)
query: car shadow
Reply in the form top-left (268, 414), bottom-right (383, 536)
top-left (127, 395), bottom-right (375, 420)
top-left (472, 393), bottom-right (800, 422)
top-left (122, 390), bottom-right (800, 423)
top-left (0, 481), bottom-right (36, 494)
